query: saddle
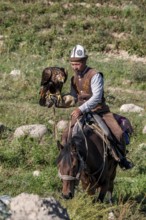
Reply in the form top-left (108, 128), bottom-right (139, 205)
top-left (72, 113), bottom-right (132, 162)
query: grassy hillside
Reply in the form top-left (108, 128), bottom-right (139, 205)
top-left (0, 0), bottom-right (146, 219)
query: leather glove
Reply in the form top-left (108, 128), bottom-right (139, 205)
top-left (71, 108), bottom-right (82, 120)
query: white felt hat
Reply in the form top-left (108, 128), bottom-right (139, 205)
top-left (70, 45), bottom-right (88, 61)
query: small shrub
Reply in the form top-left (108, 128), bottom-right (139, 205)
top-left (130, 63), bottom-right (146, 82)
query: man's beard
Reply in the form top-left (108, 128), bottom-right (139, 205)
top-left (75, 70), bottom-right (81, 75)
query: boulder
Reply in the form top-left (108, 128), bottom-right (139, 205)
top-left (120, 104), bottom-right (144, 113)
top-left (14, 124), bottom-right (48, 139)
top-left (142, 126), bottom-right (146, 134)
top-left (57, 120), bottom-right (69, 131)
top-left (3, 193), bottom-right (70, 220)
top-left (10, 69), bottom-right (21, 78)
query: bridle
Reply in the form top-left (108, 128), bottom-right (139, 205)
top-left (58, 118), bottom-right (108, 190)
top-left (58, 151), bottom-right (84, 181)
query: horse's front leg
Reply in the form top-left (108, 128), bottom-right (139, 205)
top-left (96, 182), bottom-right (109, 203)
top-left (81, 173), bottom-right (96, 195)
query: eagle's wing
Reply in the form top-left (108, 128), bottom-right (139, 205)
top-left (40, 67), bottom-right (52, 86)
top-left (60, 67), bottom-right (68, 83)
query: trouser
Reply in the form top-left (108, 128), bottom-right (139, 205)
top-left (101, 112), bottom-right (124, 143)
top-left (101, 112), bottom-right (126, 155)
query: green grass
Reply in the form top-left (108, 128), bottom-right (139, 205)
top-left (0, 0), bottom-right (146, 219)
top-left (1, 1), bottom-right (146, 56)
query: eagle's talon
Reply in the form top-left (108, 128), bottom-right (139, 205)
top-left (46, 99), bottom-right (54, 108)
top-left (50, 95), bottom-right (58, 105)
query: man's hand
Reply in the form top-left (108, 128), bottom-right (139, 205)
top-left (71, 108), bottom-right (82, 120)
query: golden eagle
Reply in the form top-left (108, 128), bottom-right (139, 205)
top-left (39, 67), bottom-right (68, 107)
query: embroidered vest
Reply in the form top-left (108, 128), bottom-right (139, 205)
top-left (71, 67), bottom-right (105, 109)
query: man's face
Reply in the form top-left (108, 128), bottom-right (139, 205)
top-left (70, 60), bottom-right (86, 74)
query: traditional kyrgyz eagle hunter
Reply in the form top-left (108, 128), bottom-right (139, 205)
top-left (39, 67), bottom-right (68, 107)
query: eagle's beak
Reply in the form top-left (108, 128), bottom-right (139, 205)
top-left (60, 79), bottom-right (65, 83)
top-left (57, 75), bottom-right (65, 83)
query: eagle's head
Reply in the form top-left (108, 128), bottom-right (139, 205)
top-left (39, 67), bottom-right (68, 107)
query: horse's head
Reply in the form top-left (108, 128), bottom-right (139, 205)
top-left (39, 67), bottom-right (68, 107)
top-left (56, 141), bottom-right (83, 200)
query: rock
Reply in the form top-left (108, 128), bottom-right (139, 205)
top-left (8, 193), bottom-right (70, 220)
top-left (122, 79), bottom-right (133, 86)
top-left (142, 126), bottom-right (146, 134)
top-left (0, 195), bottom-right (11, 219)
top-left (108, 211), bottom-right (115, 220)
top-left (10, 69), bottom-right (21, 78)
top-left (0, 35), bottom-right (4, 40)
top-left (0, 40), bottom-right (5, 53)
top-left (120, 104), bottom-right (144, 113)
top-left (139, 143), bottom-right (146, 148)
top-left (57, 120), bottom-right (68, 131)
top-left (14, 124), bottom-right (48, 139)
top-left (48, 120), bottom-right (55, 125)
top-left (33, 170), bottom-right (40, 177)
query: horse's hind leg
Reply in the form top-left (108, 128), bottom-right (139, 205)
top-left (107, 161), bottom-right (117, 205)
top-left (81, 175), bottom-right (96, 196)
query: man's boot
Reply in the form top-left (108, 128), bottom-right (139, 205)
top-left (118, 135), bottom-right (134, 170)
top-left (113, 143), bottom-right (134, 170)
top-left (119, 157), bottom-right (134, 170)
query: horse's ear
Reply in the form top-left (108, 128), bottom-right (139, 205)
top-left (57, 140), bottom-right (64, 150)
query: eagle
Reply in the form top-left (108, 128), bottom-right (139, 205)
top-left (39, 67), bottom-right (68, 107)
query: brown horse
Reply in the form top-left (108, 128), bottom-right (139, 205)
top-left (57, 121), bottom-right (118, 203)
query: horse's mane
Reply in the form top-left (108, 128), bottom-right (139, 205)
top-left (71, 135), bottom-right (87, 160)
top-left (56, 142), bottom-right (72, 166)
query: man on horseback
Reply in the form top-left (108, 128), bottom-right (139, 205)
top-left (61, 44), bottom-right (133, 170)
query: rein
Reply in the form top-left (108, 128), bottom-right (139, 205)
top-left (76, 119), bottom-right (108, 178)
top-left (74, 119), bottom-right (108, 189)
top-left (87, 123), bottom-right (108, 190)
